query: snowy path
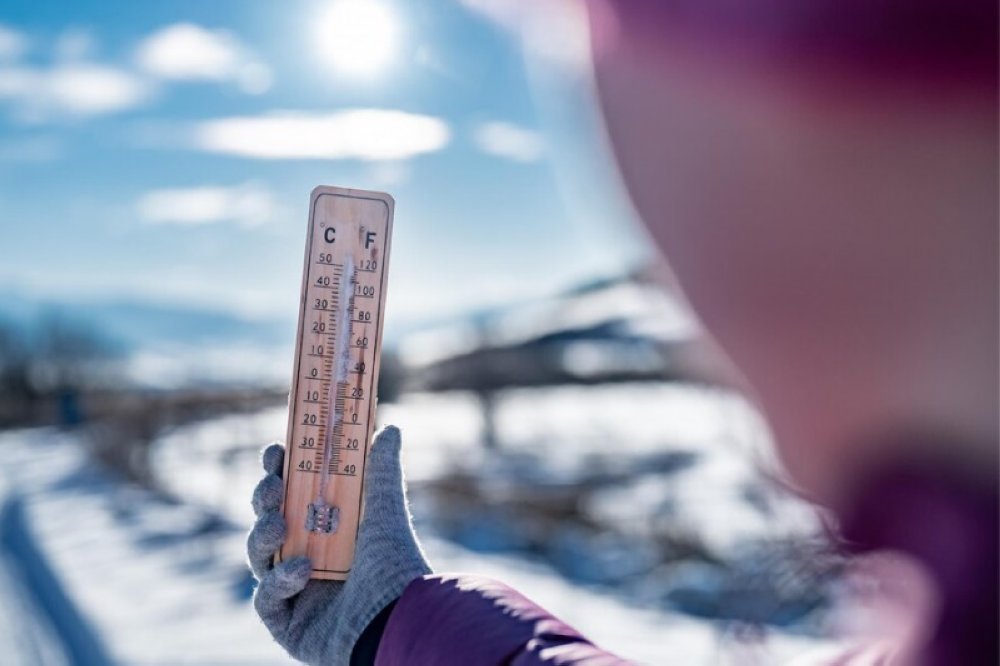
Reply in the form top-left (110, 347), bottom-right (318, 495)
top-left (0, 492), bottom-right (115, 666)
top-left (0, 428), bottom-right (296, 665)
top-left (0, 484), bottom-right (73, 666)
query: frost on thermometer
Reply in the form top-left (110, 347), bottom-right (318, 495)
top-left (305, 254), bottom-right (354, 536)
top-left (278, 186), bottom-right (394, 580)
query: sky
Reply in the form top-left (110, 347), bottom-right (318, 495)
top-left (0, 0), bottom-right (649, 336)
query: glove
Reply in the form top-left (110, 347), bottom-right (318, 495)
top-left (246, 426), bottom-right (432, 666)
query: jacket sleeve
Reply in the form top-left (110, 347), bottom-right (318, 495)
top-left (374, 574), bottom-right (630, 665)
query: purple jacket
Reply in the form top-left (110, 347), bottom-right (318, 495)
top-left (374, 575), bottom-right (628, 665)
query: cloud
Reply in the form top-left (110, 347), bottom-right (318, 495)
top-left (192, 109), bottom-right (450, 160)
top-left (472, 121), bottom-right (545, 162)
top-left (0, 63), bottom-right (150, 121)
top-left (0, 22), bottom-right (271, 123)
top-left (0, 24), bottom-right (149, 122)
top-left (136, 181), bottom-right (275, 227)
top-left (136, 23), bottom-right (272, 94)
top-left (0, 24), bottom-right (28, 61)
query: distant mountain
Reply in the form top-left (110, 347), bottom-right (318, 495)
top-left (0, 288), bottom-right (292, 353)
top-left (403, 269), bottom-right (711, 392)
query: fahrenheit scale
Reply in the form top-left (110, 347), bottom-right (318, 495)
top-left (277, 186), bottom-right (394, 580)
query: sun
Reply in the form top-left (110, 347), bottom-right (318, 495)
top-left (314, 0), bottom-right (400, 77)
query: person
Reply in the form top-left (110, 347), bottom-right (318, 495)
top-left (246, 1), bottom-right (998, 664)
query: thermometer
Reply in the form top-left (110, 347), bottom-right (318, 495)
top-left (277, 185), bottom-right (394, 580)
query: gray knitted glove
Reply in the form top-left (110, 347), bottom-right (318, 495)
top-left (246, 426), bottom-right (432, 666)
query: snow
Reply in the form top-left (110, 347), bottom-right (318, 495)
top-left (0, 383), bottom-right (840, 664)
top-left (0, 473), bottom-right (70, 666)
top-left (152, 383), bottom-right (819, 550)
top-left (487, 281), bottom-right (695, 348)
top-left (0, 428), bottom-right (296, 665)
top-left (398, 275), bottom-right (694, 369)
top-left (148, 384), bottom-right (832, 663)
top-left (381, 384), bottom-right (820, 552)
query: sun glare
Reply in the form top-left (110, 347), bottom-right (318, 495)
top-left (314, 0), bottom-right (400, 77)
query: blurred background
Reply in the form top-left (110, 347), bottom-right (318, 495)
top-left (0, 1), bottom-right (844, 663)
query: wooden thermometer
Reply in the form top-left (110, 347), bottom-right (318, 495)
top-left (277, 185), bottom-right (394, 580)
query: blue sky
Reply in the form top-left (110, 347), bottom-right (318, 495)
top-left (0, 0), bottom-right (647, 335)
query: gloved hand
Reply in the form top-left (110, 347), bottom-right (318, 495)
top-left (246, 426), bottom-right (432, 666)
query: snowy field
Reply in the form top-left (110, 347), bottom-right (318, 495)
top-left (0, 384), bottom-right (842, 664)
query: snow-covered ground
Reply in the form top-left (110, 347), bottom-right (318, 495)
top-left (150, 384), bottom-right (835, 663)
top-left (0, 384), bottom-right (841, 664)
top-left (0, 427), bottom-right (295, 665)
top-left (154, 384), bottom-right (820, 551)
